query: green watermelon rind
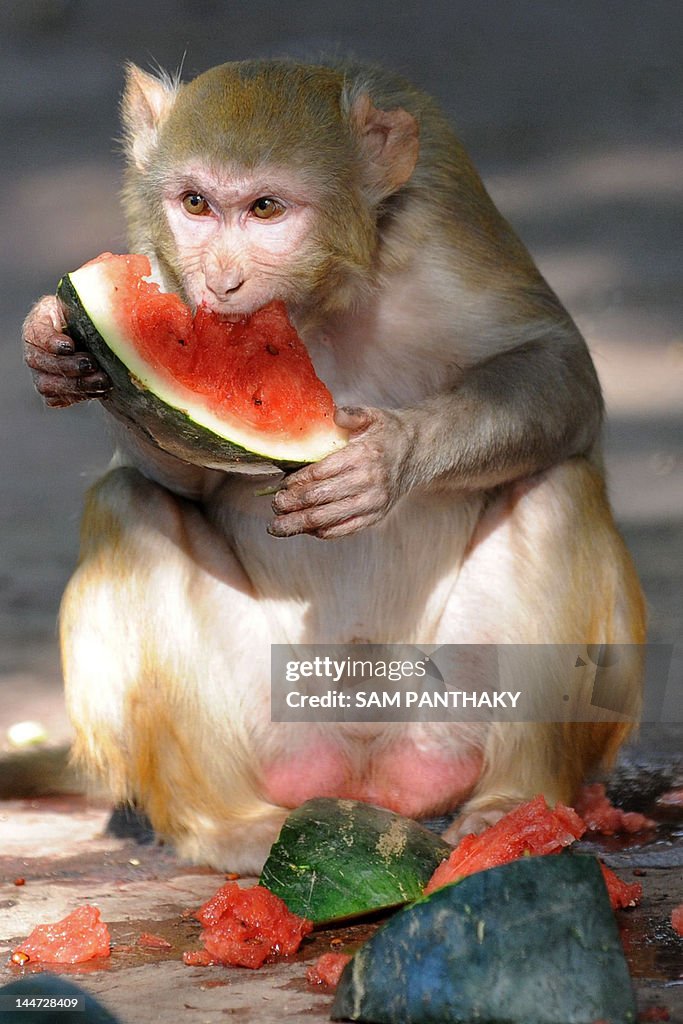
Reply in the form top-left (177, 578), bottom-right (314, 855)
top-left (56, 267), bottom-right (346, 470)
top-left (332, 853), bottom-right (638, 1024)
top-left (259, 797), bottom-right (451, 926)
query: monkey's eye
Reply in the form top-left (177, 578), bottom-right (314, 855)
top-left (182, 193), bottom-right (212, 216)
top-left (251, 197), bottom-right (285, 220)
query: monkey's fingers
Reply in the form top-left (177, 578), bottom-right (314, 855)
top-left (443, 806), bottom-right (510, 844)
top-left (272, 463), bottom-right (369, 513)
top-left (23, 294), bottom-right (111, 405)
top-left (32, 368), bottom-right (112, 405)
top-left (269, 468), bottom-right (389, 537)
top-left (276, 447), bottom-right (355, 494)
top-left (268, 493), bottom-right (385, 539)
top-left (26, 341), bottom-right (111, 403)
top-left (26, 344), bottom-right (101, 379)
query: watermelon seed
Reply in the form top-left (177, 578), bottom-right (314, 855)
top-left (266, 344), bottom-right (279, 356)
top-left (178, 338), bottom-right (186, 346)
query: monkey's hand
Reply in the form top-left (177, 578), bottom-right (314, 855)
top-left (23, 295), bottom-right (111, 408)
top-left (268, 407), bottom-right (414, 539)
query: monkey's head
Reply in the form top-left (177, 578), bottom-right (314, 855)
top-left (121, 61), bottom-right (419, 325)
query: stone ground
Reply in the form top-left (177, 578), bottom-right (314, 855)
top-left (0, 1), bottom-right (681, 1021)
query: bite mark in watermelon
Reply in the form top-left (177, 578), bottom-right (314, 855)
top-left (57, 253), bottom-right (348, 469)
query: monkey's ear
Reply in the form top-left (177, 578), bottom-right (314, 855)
top-left (351, 94), bottom-right (419, 201)
top-left (121, 63), bottom-right (179, 171)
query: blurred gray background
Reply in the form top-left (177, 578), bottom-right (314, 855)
top-left (0, 0), bottom-right (681, 750)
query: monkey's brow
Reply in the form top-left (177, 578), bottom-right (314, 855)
top-left (161, 164), bottom-right (313, 204)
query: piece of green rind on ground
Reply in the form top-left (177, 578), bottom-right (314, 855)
top-left (331, 853), bottom-right (637, 1024)
top-left (259, 798), bottom-right (450, 926)
top-left (57, 274), bottom-right (303, 472)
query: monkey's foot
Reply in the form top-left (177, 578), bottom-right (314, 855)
top-left (442, 798), bottom-right (522, 844)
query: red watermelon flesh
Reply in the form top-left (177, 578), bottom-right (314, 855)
top-left (425, 795), bottom-right (586, 894)
top-left (11, 905), bottom-right (111, 964)
top-left (80, 252), bottom-right (337, 436)
top-left (183, 882), bottom-right (313, 969)
top-left (307, 952), bottom-right (353, 987)
top-left (425, 795), bottom-right (642, 910)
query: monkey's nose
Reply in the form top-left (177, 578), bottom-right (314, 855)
top-left (222, 279), bottom-right (244, 295)
top-left (210, 279), bottom-right (244, 298)
top-left (205, 268), bottom-right (245, 297)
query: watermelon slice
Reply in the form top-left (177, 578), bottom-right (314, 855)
top-left (56, 253), bottom-right (348, 469)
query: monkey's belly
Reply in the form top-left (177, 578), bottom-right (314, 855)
top-left (262, 737), bottom-right (483, 818)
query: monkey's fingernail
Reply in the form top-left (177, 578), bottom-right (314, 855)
top-left (79, 375), bottom-right (111, 393)
top-left (78, 356), bottom-right (95, 373)
top-left (57, 338), bottom-right (74, 354)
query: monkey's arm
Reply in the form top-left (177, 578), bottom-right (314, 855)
top-left (270, 330), bottom-right (603, 540)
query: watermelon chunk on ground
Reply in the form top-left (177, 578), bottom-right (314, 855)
top-left (600, 863), bottom-right (643, 909)
top-left (306, 952), bottom-right (353, 987)
top-left (10, 905), bottom-right (110, 964)
top-left (425, 794), bottom-right (585, 893)
top-left (672, 904), bottom-right (683, 936)
top-left (425, 794), bottom-right (642, 909)
top-left (183, 882), bottom-right (312, 969)
top-left (575, 782), bottom-right (656, 834)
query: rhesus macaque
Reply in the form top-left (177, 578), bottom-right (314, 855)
top-left (23, 61), bottom-right (645, 872)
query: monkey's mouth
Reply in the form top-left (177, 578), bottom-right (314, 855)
top-left (214, 310), bottom-right (251, 324)
top-left (193, 301), bottom-right (252, 324)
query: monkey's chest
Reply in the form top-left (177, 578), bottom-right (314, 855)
top-left (217, 482), bottom-right (483, 644)
top-left (260, 728), bottom-right (483, 819)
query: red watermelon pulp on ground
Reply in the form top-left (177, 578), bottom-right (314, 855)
top-left (425, 794), bottom-right (643, 910)
top-left (11, 905), bottom-right (111, 965)
top-left (57, 253), bottom-right (348, 469)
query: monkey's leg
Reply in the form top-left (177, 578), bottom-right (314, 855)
top-left (439, 457), bottom-right (646, 840)
top-left (60, 466), bottom-right (287, 873)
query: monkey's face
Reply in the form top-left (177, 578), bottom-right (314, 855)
top-left (121, 62), bottom-right (418, 324)
top-left (158, 162), bottom-right (331, 320)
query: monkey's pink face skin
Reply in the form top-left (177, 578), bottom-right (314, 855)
top-left (162, 165), bottom-right (319, 319)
